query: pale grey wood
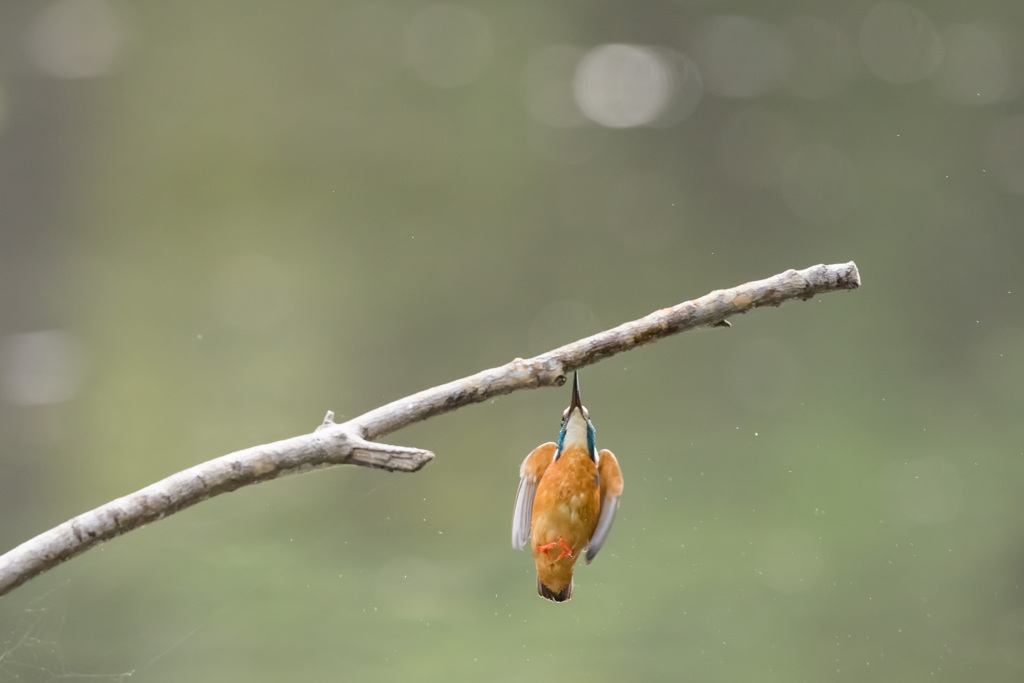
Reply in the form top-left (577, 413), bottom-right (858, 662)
top-left (0, 261), bottom-right (860, 598)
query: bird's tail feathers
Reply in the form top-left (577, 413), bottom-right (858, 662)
top-left (537, 576), bottom-right (572, 602)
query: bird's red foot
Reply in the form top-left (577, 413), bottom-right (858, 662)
top-left (538, 537), bottom-right (574, 561)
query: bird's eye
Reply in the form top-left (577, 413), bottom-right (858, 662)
top-left (582, 407), bottom-right (590, 420)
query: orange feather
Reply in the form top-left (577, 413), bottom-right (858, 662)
top-left (530, 444), bottom-right (600, 600)
top-left (511, 373), bottom-right (624, 602)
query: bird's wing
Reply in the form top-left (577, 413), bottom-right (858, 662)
top-left (586, 449), bottom-right (624, 563)
top-left (512, 442), bottom-right (556, 550)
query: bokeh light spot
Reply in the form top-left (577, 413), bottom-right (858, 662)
top-left (574, 44), bottom-right (671, 128)
top-left (647, 49), bottom-right (703, 128)
top-left (405, 4), bottom-right (495, 89)
top-left (781, 144), bottom-right (861, 225)
top-left (1, 331), bottom-right (84, 406)
top-left (26, 0), bottom-right (126, 79)
top-left (691, 16), bottom-right (790, 99)
top-left (859, 2), bottom-right (941, 84)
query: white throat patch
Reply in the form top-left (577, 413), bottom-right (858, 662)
top-left (563, 410), bottom-right (589, 453)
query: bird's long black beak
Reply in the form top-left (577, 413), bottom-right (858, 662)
top-left (568, 371), bottom-right (583, 414)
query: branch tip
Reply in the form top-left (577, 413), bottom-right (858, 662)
top-left (316, 410), bottom-right (336, 431)
top-left (348, 436), bottom-right (434, 472)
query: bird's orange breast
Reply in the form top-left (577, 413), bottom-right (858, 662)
top-left (530, 445), bottom-right (600, 594)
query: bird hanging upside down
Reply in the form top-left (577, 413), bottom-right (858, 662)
top-left (512, 372), bottom-right (624, 602)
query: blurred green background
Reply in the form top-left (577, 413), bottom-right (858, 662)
top-left (2, 0), bottom-right (1024, 680)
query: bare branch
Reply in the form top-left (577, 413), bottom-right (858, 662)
top-left (0, 261), bottom-right (859, 598)
top-left (351, 261), bottom-right (860, 439)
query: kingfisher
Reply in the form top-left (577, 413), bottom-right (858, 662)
top-left (512, 372), bottom-right (624, 602)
